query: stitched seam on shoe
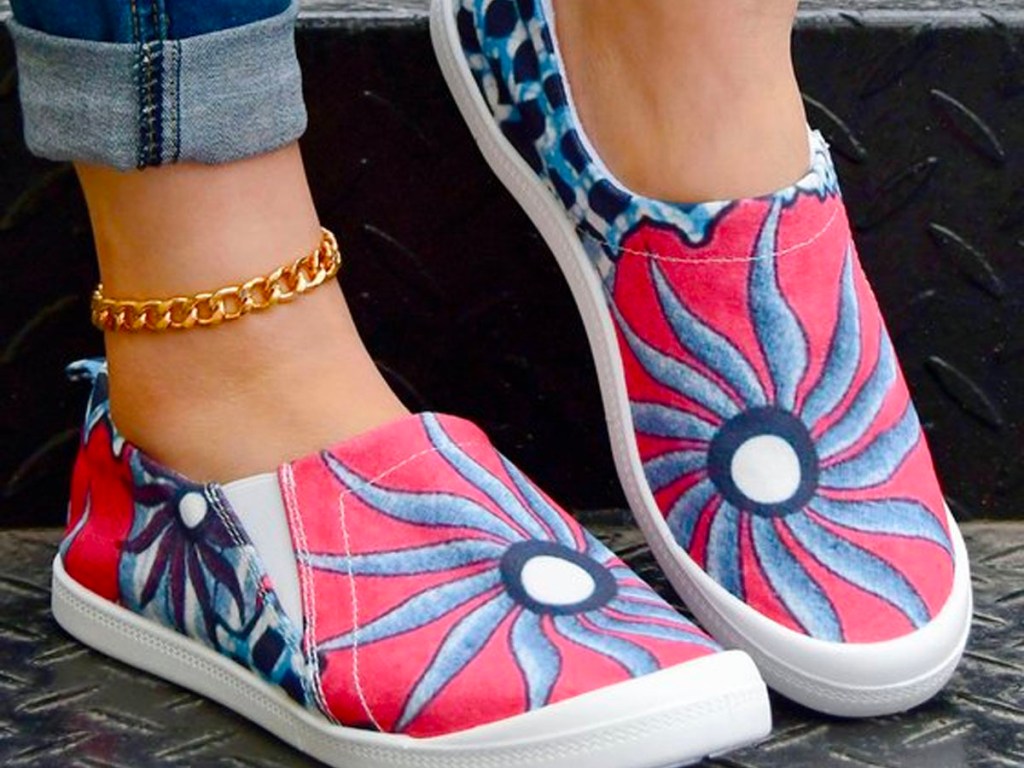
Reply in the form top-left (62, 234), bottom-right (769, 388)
top-left (277, 437), bottom-right (488, 732)
top-left (578, 205), bottom-right (841, 264)
top-left (324, 437), bottom-right (487, 732)
top-left (334, 441), bottom-right (487, 501)
top-left (281, 464), bottom-right (336, 721)
top-left (337, 491), bottom-right (385, 733)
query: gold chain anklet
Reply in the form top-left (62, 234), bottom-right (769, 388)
top-left (91, 228), bottom-right (341, 332)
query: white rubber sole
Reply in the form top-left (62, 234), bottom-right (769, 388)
top-left (52, 556), bottom-right (771, 768)
top-left (430, 0), bottom-right (973, 718)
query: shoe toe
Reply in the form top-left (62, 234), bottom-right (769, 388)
top-left (285, 412), bottom-right (728, 737)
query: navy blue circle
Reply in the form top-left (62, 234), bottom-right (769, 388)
top-left (707, 407), bottom-right (819, 518)
top-left (500, 541), bottom-right (617, 615)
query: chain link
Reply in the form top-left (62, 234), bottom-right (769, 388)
top-left (91, 228), bottom-right (341, 332)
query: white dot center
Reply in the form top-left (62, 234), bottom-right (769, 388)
top-left (179, 492), bottom-right (208, 529)
top-left (730, 435), bottom-right (802, 505)
top-left (520, 555), bottom-right (596, 607)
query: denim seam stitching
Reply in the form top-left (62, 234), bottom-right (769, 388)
top-left (142, 41), bottom-right (163, 167)
top-left (131, 0), bottom-right (161, 168)
top-left (173, 40), bottom-right (182, 163)
top-left (164, 40), bottom-right (180, 165)
top-left (150, 0), bottom-right (166, 164)
top-left (165, 43), bottom-right (176, 165)
top-left (129, 0), bottom-right (144, 168)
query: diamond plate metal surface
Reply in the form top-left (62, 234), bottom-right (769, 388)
top-left (0, 5), bottom-right (1022, 526)
top-left (0, 523), bottom-right (1020, 767)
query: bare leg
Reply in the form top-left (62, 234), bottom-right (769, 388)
top-left (553, 0), bottom-right (808, 202)
top-left (79, 143), bottom-right (407, 482)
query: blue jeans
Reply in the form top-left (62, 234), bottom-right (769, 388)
top-left (7, 0), bottom-right (306, 169)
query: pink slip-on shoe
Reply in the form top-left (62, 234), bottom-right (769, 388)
top-left (54, 359), bottom-right (770, 768)
top-left (433, 0), bottom-right (973, 716)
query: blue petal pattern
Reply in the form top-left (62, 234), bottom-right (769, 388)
top-left (800, 250), bottom-right (861, 427)
top-left (816, 331), bottom-right (898, 459)
top-left (396, 592), bottom-right (514, 731)
top-left (751, 517), bottom-right (843, 641)
top-left (748, 201), bottom-right (810, 410)
top-left (820, 405), bottom-right (921, 489)
top-left (651, 262), bottom-right (767, 408)
top-left (785, 515), bottom-right (929, 627)
top-left (810, 497), bottom-right (951, 553)
top-left (586, 611), bottom-right (717, 649)
top-left (320, 570), bottom-right (501, 652)
top-left (510, 610), bottom-right (560, 709)
top-left (611, 596), bottom-right (697, 626)
top-left (324, 452), bottom-right (520, 542)
top-left (706, 503), bottom-right (743, 598)
top-left (644, 450), bottom-right (707, 494)
top-left (423, 414), bottom-right (548, 540)
top-left (666, 479), bottom-right (717, 550)
top-left (500, 455), bottom-right (577, 545)
top-left (612, 302), bottom-right (739, 421)
top-left (632, 402), bottom-right (717, 442)
top-left (553, 616), bottom-right (659, 677)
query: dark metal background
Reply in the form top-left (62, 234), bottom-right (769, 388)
top-left (0, 4), bottom-right (1023, 527)
top-left (0, 522), bottom-right (1020, 767)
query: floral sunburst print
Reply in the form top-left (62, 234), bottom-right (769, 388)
top-left (119, 455), bottom-right (310, 704)
top-left (611, 196), bottom-right (955, 644)
top-left (289, 413), bottom-right (717, 737)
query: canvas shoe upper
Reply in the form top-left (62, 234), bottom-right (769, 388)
top-left (435, 0), bottom-right (972, 716)
top-left (54, 358), bottom-right (769, 767)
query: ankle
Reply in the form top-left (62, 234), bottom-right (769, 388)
top-left (105, 285), bottom-right (408, 483)
top-left (77, 144), bottom-right (408, 482)
top-left (77, 145), bottom-right (324, 297)
top-left (554, 0), bottom-right (809, 201)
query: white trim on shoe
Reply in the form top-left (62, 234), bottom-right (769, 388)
top-left (223, 472), bottom-right (304, 625)
top-left (429, 0), bottom-right (973, 717)
top-left (52, 555), bottom-right (770, 768)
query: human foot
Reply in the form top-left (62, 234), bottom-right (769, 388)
top-left (552, 0), bottom-right (809, 202)
top-left (55, 360), bottom-right (771, 767)
top-left (434, 0), bottom-right (971, 716)
top-left (77, 144), bottom-right (407, 482)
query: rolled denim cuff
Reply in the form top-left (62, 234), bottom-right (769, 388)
top-left (8, 1), bottom-right (306, 170)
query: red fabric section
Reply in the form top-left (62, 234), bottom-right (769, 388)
top-left (63, 421), bottom-right (136, 604)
